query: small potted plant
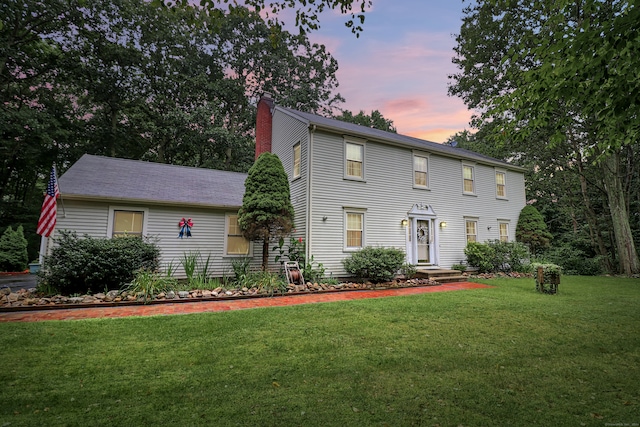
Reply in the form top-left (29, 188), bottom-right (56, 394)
top-left (28, 260), bottom-right (40, 274)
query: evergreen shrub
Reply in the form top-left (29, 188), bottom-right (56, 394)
top-left (342, 246), bottom-right (405, 283)
top-left (0, 226), bottom-right (29, 272)
top-left (40, 231), bottom-right (160, 294)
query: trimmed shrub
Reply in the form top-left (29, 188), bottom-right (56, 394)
top-left (464, 242), bottom-right (495, 273)
top-left (40, 231), bottom-right (160, 295)
top-left (464, 240), bottom-right (531, 273)
top-left (0, 226), bottom-right (29, 272)
top-left (342, 246), bottom-right (406, 283)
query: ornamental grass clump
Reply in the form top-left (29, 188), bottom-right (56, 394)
top-left (342, 246), bottom-right (405, 283)
top-left (126, 269), bottom-right (177, 303)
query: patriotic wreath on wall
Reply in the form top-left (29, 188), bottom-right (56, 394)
top-left (178, 218), bottom-right (193, 238)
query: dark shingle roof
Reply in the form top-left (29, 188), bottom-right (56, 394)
top-left (59, 154), bottom-right (247, 208)
top-left (278, 107), bottom-right (525, 171)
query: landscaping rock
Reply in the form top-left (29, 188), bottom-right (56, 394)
top-left (0, 277), bottom-right (444, 310)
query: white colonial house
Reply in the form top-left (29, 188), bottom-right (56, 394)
top-left (258, 94), bottom-right (527, 276)
top-left (45, 94), bottom-right (526, 278)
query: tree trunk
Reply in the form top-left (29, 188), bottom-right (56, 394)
top-left (576, 157), bottom-right (614, 273)
top-left (262, 238), bottom-right (269, 271)
top-left (602, 153), bottom-right (640, 275)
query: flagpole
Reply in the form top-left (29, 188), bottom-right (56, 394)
top-left (55, 164), bottom-right (66, 218)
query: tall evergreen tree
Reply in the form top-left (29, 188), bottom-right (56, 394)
top-left (238, 153), bottom-right (294, 270)
top-left (516, 206), bottom-right (553, 256)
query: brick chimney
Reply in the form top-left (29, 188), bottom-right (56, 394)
top-left (255, 92), bottom-right (275, 159)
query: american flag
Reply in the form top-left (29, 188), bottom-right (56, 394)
top-left (36, 166), bottom-right (60, 237)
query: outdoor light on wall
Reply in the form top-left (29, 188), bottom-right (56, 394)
top-left (439, 221), bottom-right (448, 228)
top-left (322, 216), bottom-right (328, 222)
top-left (401, 219), bottom-right (408, 227)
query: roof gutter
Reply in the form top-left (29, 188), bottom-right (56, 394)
top-left (59, 194), bottom-right (243, 210)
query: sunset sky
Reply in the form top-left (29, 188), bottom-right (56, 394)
top-left (305, 0), bottom-right (473, 143)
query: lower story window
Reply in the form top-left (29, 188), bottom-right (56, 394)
top-left (499, 222), bottom-right (509, 242)
top-left (346, 212), bottom-right (364, 249)
top-left (113, 210), bottom-right (144, 237)
top-left (465, 220), bottom-right (478, 243)
top-left (226, 214), bottom-right (250, 255)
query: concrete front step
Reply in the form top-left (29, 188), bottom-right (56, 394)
top-left (431, 275), bottom-right (468, 283)
top-left (415, 268), bottom-right (466, 283)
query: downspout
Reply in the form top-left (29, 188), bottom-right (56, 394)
top-left (306, 125), bottom-right (316, 264)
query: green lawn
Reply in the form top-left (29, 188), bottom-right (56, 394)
top-left (1, 276), bottom-right (639, 426)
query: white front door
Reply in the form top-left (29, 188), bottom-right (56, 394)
top-left (405, 203), bottom-right (439, 266)
top-left (416, 220), bottom-right (431, 264)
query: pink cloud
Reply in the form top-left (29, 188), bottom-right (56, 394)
top-left (314, 29), bottom-right (474, 143)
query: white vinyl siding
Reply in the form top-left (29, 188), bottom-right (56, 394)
top-left (413, 153), bottom-right (429, 189)
top-left (53, 200), bottom-right (262, 279)
top-left (270, 108), bottom-right (527, 275)
top-left (271, 110), bottom-right (309, 243)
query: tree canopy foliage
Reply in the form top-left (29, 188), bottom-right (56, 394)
top-left (449, 0), bottom-right (640, 275)
top-left (158, 0), bottom-right (373, 37)
top-left (334, 109), bottom-right (397, 133)
top-left (1, 0), bottom-right (345, 260)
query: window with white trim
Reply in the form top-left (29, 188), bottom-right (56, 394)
top-left (107, 206), bottom-right (148, 238)
top-left (112, 210), bottom-right (144, 237)
top-left (345, 141), bottom-right (364, 180)
top-left (496, 170), bottom-right (507, 198)
top-left (413, 154), bottom-right (429, 188)
top-left (465, 219), bottom-right (478, 243)
top-left (293, 142), bottom-right (301, 179)
top-left (499, 222), bottom-right (509, 242)
top-left (226, 214), bottom-right (250, 255)
top-left (463, 164), bottom-right (475, 194)
top-left (345, 211), bottom-right (364, 249)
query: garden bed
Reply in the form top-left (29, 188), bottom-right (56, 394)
top-left (0, 278), bottom-right (440, 311)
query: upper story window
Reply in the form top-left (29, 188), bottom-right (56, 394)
top-left (499, 221), bottom-right (509, 242)
top-left (463, 164), bottom-right (475, 194)
top-left (293, 142), bottom-right (301, 179)
top-left (345, 140), bottom-right (364, 180)
top-left (496, 170), bottom-right (507, 198)
top-left (226, 214), bottom-right (250, 256)
top-left (413, 154), bottom-right (429, 188)
top-left (465, 219), bottom-right (478, 244)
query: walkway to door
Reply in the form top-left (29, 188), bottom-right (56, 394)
top-left (0, 282), bottom-right (491, 322)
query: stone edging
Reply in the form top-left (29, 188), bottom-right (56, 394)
top-left (0, 279), bottom-right (441, 313)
